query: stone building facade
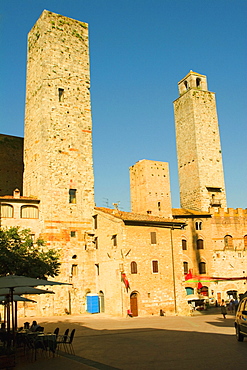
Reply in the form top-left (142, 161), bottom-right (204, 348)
top-left (0, 11), bottom-right (246, 318)
top-left (0, 134), bottom-right (23, 196)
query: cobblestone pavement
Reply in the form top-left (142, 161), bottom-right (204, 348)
top-left (15, 309), bottom-right (246, 370)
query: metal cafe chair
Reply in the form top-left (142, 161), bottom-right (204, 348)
top-left (64, 329), bottom-right (75, 355)
top-left (56, 329), bottom-right (69, 353)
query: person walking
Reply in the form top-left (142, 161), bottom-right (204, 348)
top-left (220, 299), bottom-right (227, 319)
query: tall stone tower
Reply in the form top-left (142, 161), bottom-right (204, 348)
top-left (173, 71), bottom-right (227, 212)
top-left (23, 10), bottom-right (96, 314)
top-left (130, 159), bottom-right (172, 218)
top-left (23, 10), bottom-right (94, 225)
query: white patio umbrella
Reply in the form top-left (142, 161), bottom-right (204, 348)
top-left (0, 275), bottom-right (71, 332)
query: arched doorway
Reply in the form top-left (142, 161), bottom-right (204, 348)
top-left (130, 292), bottom-right (138, 317)
top-left (99, 291), bottom-right (105, 313)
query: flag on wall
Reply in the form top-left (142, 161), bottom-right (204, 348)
top-left (121, 273), bottom-right (130, 292)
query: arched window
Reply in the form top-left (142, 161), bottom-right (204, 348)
top-left (183, 262), bottom-right (189, 274)
top-left (224, 235), bottom-right (233, 249)
top-left (1, 204), bottom-right (13, 218)
top-left (182, 239), bottom-right (187, 250)
top-left (184, 81), bottom-right (188, 90)
top-left (197, 239), bottom-right (204, 249)
top-left (244, 235), bottom-right (247, 249)
top-left (21, 206), bottom-right (39, 219)
top-left (185, 287), bottom-right (194, 295)
top-left (199, 262), bottom-right (206, 274)
top-left (196, 78), bottom-right (201, 88)
top-left (195, 221), bottom-right (202, 230)
top-left (131, 261), bottom-right (137, 274)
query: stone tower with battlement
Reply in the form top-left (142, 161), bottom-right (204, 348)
top-left (173, 71), bottom-right (227, 212)
top-left (23, 10), bottom-right (95, 225)
top-left (130, 159), bottom-right (172, 218)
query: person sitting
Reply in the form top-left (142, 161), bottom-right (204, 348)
top-left (24, 322), bottom-right (30, 329)
top-left (30, 320), bottom-right (41, 332)
top-left (0, 323), bottom-right (7, 343)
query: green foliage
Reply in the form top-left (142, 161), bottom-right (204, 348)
top-left (0, 227), bottom-right (60, 279)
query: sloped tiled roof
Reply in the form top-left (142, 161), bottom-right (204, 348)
top-left (172, 208), bottom-right (211, 217)
top-left (95, 207), bottom-right (186, 227)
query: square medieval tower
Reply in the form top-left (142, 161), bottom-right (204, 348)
top-left (173, 71), bottom-right (227, 212)
top-left (23, 10), bottom-right (95, 225)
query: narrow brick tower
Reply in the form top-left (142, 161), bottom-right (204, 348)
top-left (130, 159), bottom-right (172, 218)
top-left (173, 71), bottom-right (227, 212)
top-left (23, 10), bottom-right (95, 225)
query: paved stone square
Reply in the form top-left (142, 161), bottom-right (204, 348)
top-left (16, 310), bottom-right (246, 369)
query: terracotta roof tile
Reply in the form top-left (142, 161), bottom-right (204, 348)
top-left (172, 208), bottom-right (211, 217)
top-left (95, 207), bottom-right (184, 225)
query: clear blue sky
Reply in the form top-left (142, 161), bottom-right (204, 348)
top-left (0, 0), bottom-right (246, 211)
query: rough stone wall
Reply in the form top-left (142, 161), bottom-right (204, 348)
top-left (23, 10), bottom-right (94, 223)
top-left (175, 208), bottom-right (247, 303)
top-left (0, 134), bottom-right (23, 196)
top-left (174, 72), bottom-right (227, 212)
top-left (130, 159), bottom-right (172, 218)
top-left (21, 10), bottom-right (96, 315)
top-left (94, 209), bottom-right (189, 316)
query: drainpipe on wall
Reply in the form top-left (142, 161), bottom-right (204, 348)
top-left (170, 227), bottom-right (177, 314)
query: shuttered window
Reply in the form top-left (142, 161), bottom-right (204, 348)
top-left (224, 235), bottom-right (233, 249)
top-left (131, 261), bottom-right (137, 274)
top-left (197, 239), bottom-right (204, 249)
top-left (21, 206), bottom-right (39, 219)
top-left (182, 239), bottom-right (187, 250)
top-left (199, 262), bottom-right (206, 274)
top-left (1, 204), bottom-right (13, 218)
top-left (183, 262), bottom-right (189, 274)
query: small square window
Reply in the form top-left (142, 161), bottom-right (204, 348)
top-left (94, 237), bottom-right (98, 249)
top-left (69, 189), bottom-right (76, 204)
top-left (71, 264), bottom-right (77, 277)
top-left (112, 234), bottom-right (117, 246)
top-left (93, 215), bottom-right (98, 229)
top-left (152, 260), bottom-right (159, 273)
top-left (58, 88), bottom-right (64, 102)
top-left (151, 232), bottom-right (157, 245)
top-left (71, 231), bottom-right (76, 237)
top-left (182, 239), bottom-right (187, 250)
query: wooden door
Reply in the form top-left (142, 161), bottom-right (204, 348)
top-left (130, 293), bottom-right (138, 317)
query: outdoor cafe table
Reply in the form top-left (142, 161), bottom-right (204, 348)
top-left (17, 331), bottom-right (57, 358)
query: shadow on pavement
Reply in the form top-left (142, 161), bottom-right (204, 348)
top-left (14, 315), bottom-right (247, 370)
